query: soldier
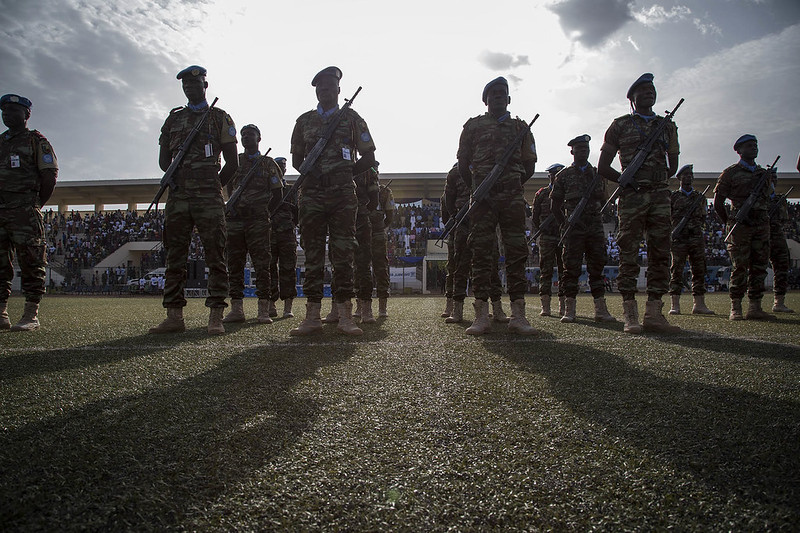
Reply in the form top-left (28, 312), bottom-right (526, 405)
top-left (668, 164), bottom-right (714, 315)
top-left (353, 165), bottom-right (379, 323)
top-left (442, 163), bottom-right (471, 323)
top-left (268, 156), bottom-right (299, 318)
top-left (289, 66), bottom-right (376, 336)
top-left (768, 172), bottom-right (794, 313)
top-left (149, 65), bottom-right (238, 336)
top-left (369, 164), bottom-right (394, 317)
top-left (441, 186), bottom-right (455, 318)
top-left (550, 134), bottom-right (616, 323)
top-left (713, 134), bottom-right (776, 320)
top-left (532, 163), bottom-right (565, 316)
top-left (597, 73), bottom-right (680, 334)
top-left (0, 94), bottom-right (57, 331)
top-left (457, 76), bottom-right (537, 335)
top-left (222, 124), bottom-right (282, 324)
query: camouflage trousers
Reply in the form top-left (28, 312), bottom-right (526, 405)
top-left (726, 220), bottom-right (770, 300)
top-left (444, 234), bottom-right (456, 298)
top-left (769, 224), bottom-right (790, 296)
top-left (354, 210), bottom-right (373, 300)
top-left (269, 217), bottom-right (298, 302)
top-left (226, 210), bottom-right (271, 300)
top-left (0, 206), bottom-right (46, 303)
top-left (468, 193), bottom-right (528, 301)
top-left (669, 232), bottom-right (707, 295)
top-left (450, 223), bottom-right (472, 301)
top-left (371, 229), bottom-right (390, 299)
top-left (298, 188), bottom-right (357, 303)
top-left (561, 222), bottom-right (607, 299)
top-left (163, 196), bottom-right (228, 308)
top-left (616, 189), bottom-right (671, 298)
top-left (537, 236), bottom-right (564, 297)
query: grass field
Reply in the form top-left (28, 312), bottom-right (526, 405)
top-left (1, 293), bottom-right (799, 531)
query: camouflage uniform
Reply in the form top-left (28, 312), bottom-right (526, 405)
top-left (369, 183), bottom-right (394, 299)
top-left (269, 182), bottom-right (298, 302)
top-left (531, 184), bottom-right (564, 297)
top-left (769, 193), bottom-right (791, 297)
top-left (444, 165), bottom-right (473, 303)
top-left (669, 187), bottom-right (708, 296)
top-left (353, 168), bottom-right (378, 301)
top-left (159, 105), bottom-right (237, 309)
top-left (290, 106), bottom-right (375, 303)
top-left (224, 152), bottom-right (282, 300)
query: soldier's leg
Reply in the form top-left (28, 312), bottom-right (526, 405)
top-left (15, 207), bottom-right (47, 304)
top-left (538, 239), bottom-right (555, 297)
top-left (0, 222), bottom-right (12, 327)
top-left (225, 217), bottom-right (247, 300)
top-left (644, 191), bottom-right (672, 300)
top-left (354, 212), bottom-right (373, 301)
top-left (669, 242), bottom-right (688, 295)
top-left (452, 225), bottom-right (471, 302)
top-left (746, 223), bottom-right (770, 301)
top-left (162, 197), bottom-right (193, 309)
top-left (616, 192), bottom-right (647, 299)
top-left (727, 224), bottom-right (751, 301)
top-left (688, 238), bottom-right (707, 296)
top-left (770, 228), bottom-right (790, 297)
top-left (193, 197), bottom-right (229, 309)
top-left (329, 192), bottom-right (358, 303)
top-left (498, 197), bottom-right (536, 334)
top-left (244, 216), bottom-right (272, 300)
top-left (467, 202), bottom-right (498, 302)
top-left (269, 231), bottom-right (280, 302)
top-left (371, 231), bottom-right (390, 299)
top-left (444, 234), bottom-right (456, 299)
top-left (586, 227), bottom-right (607, 299)
top-left (298, 194), bottom-right (327, 303)
top-left (278, 226), bottom-right (298, 301)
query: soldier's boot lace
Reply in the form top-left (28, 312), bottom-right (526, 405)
top-left (445, 300), bottom-right (464, 323)
top-left (290, 301), bottom-right (323, 336)
top-left (560, 297), bottom-right (577, 323)
top-left (491, 299), bottom-right (510, 323)
top-left (772, 295), bottom-right (795, 313)
top-left (336, 300), bottom-right (363, 336)
top-left (378, 297), bottom-right (388, 318)
top-left (622, 300), bottom-right (643, 334)
top-left (322, 300), bottom-right (339, 323)
top-left (283, 298), bottom-right (295, 318)
top-left (148, 307), bottom-right (185, 334)
top-left (465, 299), bottom-right (491, 335)
top-left (729, 298), bottom-right (744, 321)
top-left (441, 297), bottom-right (454, 318)
top-left (207, 307), bottom-right (225, 335)
top-left (691, 294), bottom-right (715, 315)
top-left (223, 298), bottom-right (246, 323)
top-left (642, 299), bottom-right (681, 333)
top-left (360, 299), bottom-right (376, 324)
top-left (257, 299), bottom-right (274, 324)
top-left (593, 297), bottom-right (617, 322)
top-left (668, 294), bottom-right (681, 315)
top-left (11, 301), bottom-right (40, 332)
top-left (539, 295), bottom-right (551, 317)
top-left (508, 299), bottom-right (537, 335)
top-left (745, 297), bottom-right (776, 320)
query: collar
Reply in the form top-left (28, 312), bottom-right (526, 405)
top-left (2, 128), bottom-right (28, 140)
top-left (680, 186), bottom-right (693, 196)
top-left (738, 159), bottom-right (757, 172)
top-left (317, 103), bottom-right (339, 119)
top-left (496, 111), bottom-right (511, 123)
top-left (187, 100), bottom-right (209, 112)
top-left (633, 112), bottom-right (657, 122)
top-left (247, 151), bottom-right (261, 161)
top-left (574, 162), bottom-right (589, 173)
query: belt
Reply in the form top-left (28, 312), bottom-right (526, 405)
top-left (303, 171), bottom-right (354, 189)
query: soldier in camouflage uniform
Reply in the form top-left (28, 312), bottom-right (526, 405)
top-left (370, 166), bottom-right (394, 317)
top-left (668, 164), bottom-right (714, 315)
top-left (0, 94), bottom-right (57, 331)
top-left (551, 135), bottom-right (616, 324)
top-left (598, 73), bottom-right (680, 334)
top-left (222, 124), bottom-right (282, 324)
top-left (532, 163), bottom-right (565, 317)
top-left (268, 156), bottom-right (298, 319)
top-left (149, 65), bottom-right (238, 336)
top-left (713, 134), bottom-right (776, 320)
top-left (352, 166), bottom-right (379, 323)
top-left (442, 163), bottom-right (471, 323)
top-left (768, 171), bottom-right (794, 313)
top-left (290, 66), bottom-right (376, 336)
top-left (441, 187), bottom-right (455, 318)
top-left (456, 76), bottom-right (537, 335)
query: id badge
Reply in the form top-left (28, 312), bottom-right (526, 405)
top-left (205, 143), bottom-right (213, 157)
top-left (342, 147), bottom-right (351, 161)
top-left (10, 154), bottom-right (20, 168)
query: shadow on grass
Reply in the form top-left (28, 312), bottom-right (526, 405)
top-left (0, 342), bottom-right (357, 530)
top-left (489, 341), bottom-right (800, 524)
top-left (658, 329), bottom-right (800, 361)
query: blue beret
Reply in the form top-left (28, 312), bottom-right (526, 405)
top-left (482, 76), bottom-right (508, 104)
top-left (676, 164), bottom-right (693, 177)
top-left (0, 94), bottom-right (32, 110)
top-left (568, 134), bottom-right (591, 147)
top-left (240, 124), bottom-right (260, 136)
top-left (176, 65), bottom-right (207, 80)
top-left (546, 163), bottom-right (565, 173)
top-left (627, 73), bottom-right (654, 99)
top-left (733, 134), bottom-right (757, 151)
top-left (312, 66), bottom-right (342, 87)
top-left (274, 156), bottom-right (287, 163)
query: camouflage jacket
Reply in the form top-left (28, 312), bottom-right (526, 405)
top-left (715, 162), bottom-right (772, 224)
top-left (531, 184), bottom-right (557, 237)
top-left (354, 167), bottom-right (379, 212)
top-left (670, 188), bottom-right (707, 234)
top-left (0, 128), bottom-right (58, 207)
top-left (444, 165), bottom-right (470, 213)
top-left (225, 152), bottom-right (282, 212)
top-left (602, 113), bottom-right (679, 188)
top-left (769, 194), bottom-right (789, 226)
top-left (370, 184), bottom-right (395, 231)
top-left (551, 164), bottom-right (604, 221)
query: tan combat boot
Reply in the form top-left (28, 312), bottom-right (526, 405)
top-left (441, 297), bottom-right (454, 318)
top-left (642, 299), bottom-right (681, 333)
top-left (668, 294), bottom-right (681, 315)
top-left (290, 301), bottom-right (323, 335)
top-left (322, 299), bottom-right (339, 323)
top-left (148, 307), bottom-right (185, 334)
top-left (267, 300), bottom-right (278, 318)
top-left (378, 297), bottom-right (388, 318)
top-left (558, 295), bottom-right (566, 317)
top-left (208, 307), bottom-right (225, 335)
top-left (360, 299), bottom-right (376, 324)
top-left (773, 295), bottom-right (795, 313)
top-left (729, 298), bottom-right (744, 321)
top-left (445, 300), bottom-right (464, 323)
top-left (622, 300), bottom-right (642, 334)
top-left (491, 300), bottom-right (510, 323)
top-left (257, 299), bottom-right (274, 324)
top-left (465, 300), bottom-right (491, 335)
top-left (560, 297), bottom-right (576, 323)
top-left (540, 295), bottom-right (551, 317)
top-left (594, 297), bottom-right (617, 322)
top-left (0, 301), bottom-right (10, 329)
top-left (223, 298), bottom-right (246, 323)
top-left (508, 299), bottom-right (538, 335)
top-left (336, 300), bottom-right (363, 336)
top-left (11, 302), bottom-right (40, 331)
top-left (283, 298), bottom-right (295, 318)
top-left (691, 294), bottom-right (715, 315)
top-left (745, 298), bottom-right (776, 320)
top-left (353, 299), bottom-right (362, 319)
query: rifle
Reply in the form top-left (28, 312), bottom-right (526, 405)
top-left (530, 213), bottom-right (555, 241)
top-left (224, 147), bottom-right (271, 217)
top-left (724, 155), bottom-right (780, 242)
top-left (273, 86), bottom-right (362, 213)
top-left (558, 166), bottom-right (603, 246)
top-left (146, 97), bottom-right (219, 214)
top-left (670, 185), bottom-right (711, 240)
top-left (768, 185), bottom-right (794, 219)
top-left (435, 113), bottom-right (540, 247)
top-left (601, 98), bottom-right (684, 214)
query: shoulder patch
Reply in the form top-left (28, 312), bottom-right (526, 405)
top-left (228, 126), bottom-right (237, 137)
top-left (42, 154), bottom-right (54, 164)
top-left (360, 132), bottom-right (371, 142)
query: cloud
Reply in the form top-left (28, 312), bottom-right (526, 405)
top-left (632, 5), bottom-right (692, 26)
top-left (478, 50), bottom-right (531, 71)
top-left (548, 0), bottom-right (634, 47)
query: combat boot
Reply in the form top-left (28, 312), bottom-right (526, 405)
top-left (773, 295), bottom-right (795, 313)
top-left (508, 299), bottom-right (538, 335)
top-left (560, 297), bottom-right (576, 323)
top-left (558, 295), bottom-right (566, 317)
top-left (622, 300), bottom-right (642, 334)
top-left (290, 301), bottom-right (323, 335)
top-left (208, 307), bottom-right (225, 335)
top-left (267, 300), bottom-right (278, 318)
top-left (491, 299), bottom-right (510, 323)
top-left (148, 307), bottom-right (185, 334)
top-left (729, 298), bottom-right (744, 321)
top-left (322, 300), bottom-right (339, 323)
top-left (283, 298), bottom-right (295, 318)
top-left (593, 297), bottom-right (617, 322)
top-left (691, 294), bottom-right (715, 315)
top-left (642, 299), bottom-right (681, 333)
top-left (11, 302), bottom-right (40, 332)
top-left (540, 295), bottom-right (551, 317)
top-left (360, 299), bottom-right (376, 324)
top-left (445, 300), bottom-right (464, 323)
top-left (745, 298), bottom-right (776, 320)
top-left (465, 300), bottom-right (491, 335)
top-left (257, 300), bottom-right (274, 324)
top-left (223, 298), bottom-right (246, 323)
top-left (336, 300), bottom-right (363, 336)
top-left (353, 299), bottom-right (362, 319)
top-left (441, 297), bottom-right (454, 318)
top-left (378, 297), bottom-right (388, 318)
top-left (668, 294), bottom-right (681, 315)
top-left (0, 301), bottom-right (10, 329)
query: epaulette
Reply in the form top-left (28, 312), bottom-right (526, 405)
top-left (169, 106), bottom-right (184, 114)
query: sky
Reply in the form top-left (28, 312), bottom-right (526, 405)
top-left (1, 0), bottom-right (799, 182)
